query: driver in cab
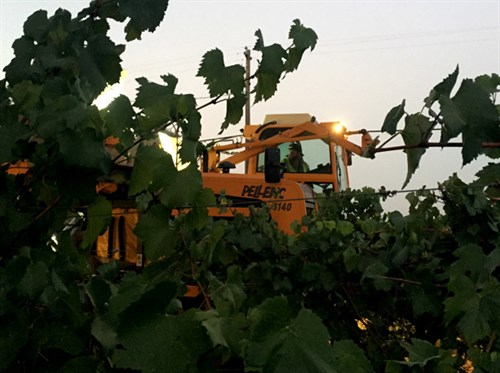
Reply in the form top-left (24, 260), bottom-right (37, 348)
top-left (284, 142), bottom-right (310, 173)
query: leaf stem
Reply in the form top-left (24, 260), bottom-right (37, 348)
top-left (374, 275), bottom-right (447, 288)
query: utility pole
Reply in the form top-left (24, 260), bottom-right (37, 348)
top-left (244, 47), bottom-right (251, 125)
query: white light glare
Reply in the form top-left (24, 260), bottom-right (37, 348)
top-left (333, 122), bottom-right (346, 134)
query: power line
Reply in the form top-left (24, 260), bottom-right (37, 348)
top-left (319, 26), bottom-right (498, 46)
top-left (121, 26), bottom-right (498, 76)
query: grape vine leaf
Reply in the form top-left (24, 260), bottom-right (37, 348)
top-left (197, 49), bottom-right (246, 131)
top-left (82, 196), bottom-right (112, 249)
top-left (399, 338), bottom-right (440, 367)
top-left (113, 310), bottom-right (210, 373)
top-left (195, 310), bottom-right (229, 348)
top-left (103, 94), bottom-right (136, 139)
top-left (381, 99), bottom-right (405, 135)
top-left (56, 129), bottom-right (110, 169)
top-left (474, 162), bottom-right (500, 198)
top-left (331, 340), bottom-right (375, 373)
top-left (253, 30), bottom-right (287, 103)
top-left (438, 95), bottom-right (465, 143)
top-left (209, 265), bottom-right (246, 317)
top-left (424, 65), bottom-right (459, 108)
top-left (449, 79), bottom-right (499, 165)
top-left (285, 19), bottom-right (318, 73)
top-left (0, 122), bottom-right (28, 163)
top-left (23, 10), bottom-right (50, 43)
top-left (159, 164), bottom-right (203, 208)
top-left (118, 0), bottom-right (169, 41)
top-left (134, 75), bottom-right (178, 134)
top-left (0, 314), bottom-right (29, 371)
top-left (58, 357), bottom-right (99, 373)
top-left (133, 204), bottom-right (178, 261)
top-left (244, 297), bottom-right (352, 372)
top-left (197, 49), bottom-right (245, 97)
top-left (401, 113), bottom-right (433, 188)
top-left (457, 298), bottom-right (491, 344)
top-left (129, 144), bottom-right (176, 195)
top-left (474, 73), bottom-right (500, 95)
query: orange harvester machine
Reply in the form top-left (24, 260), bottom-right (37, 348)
top-left (5, 114), bottom-right (374, 269)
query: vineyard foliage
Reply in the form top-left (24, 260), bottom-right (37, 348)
top-left (0, 0), bottom-right (499, 372)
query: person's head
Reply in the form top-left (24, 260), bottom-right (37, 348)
top-left (288, 142), bottom-right (303, 159)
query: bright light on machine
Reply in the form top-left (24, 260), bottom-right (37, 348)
top-left (332, 122), bottom-right (346, 135)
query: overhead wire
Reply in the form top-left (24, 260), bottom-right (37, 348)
top-left (38, 183), bottom-right (498, 219)
top-left (121, 26), bottom-right (498, 77)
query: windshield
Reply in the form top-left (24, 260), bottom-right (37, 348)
top-left (257, 139), bottom-right (332, 174)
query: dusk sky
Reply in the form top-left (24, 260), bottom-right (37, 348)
top-left (1, 0), bottom-right (498, 211)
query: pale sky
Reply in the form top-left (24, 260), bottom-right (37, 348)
top-left (1, 0), bottom-right (499, 211)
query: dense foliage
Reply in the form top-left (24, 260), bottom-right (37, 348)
top-left (1, 0), bottom-right (499, 372)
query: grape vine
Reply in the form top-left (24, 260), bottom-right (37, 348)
top-left (0, 0), bottom-right (499, 372)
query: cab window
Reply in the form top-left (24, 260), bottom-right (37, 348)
top-left (257, 139), bottom-right (331, 174)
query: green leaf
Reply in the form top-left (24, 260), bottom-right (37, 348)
top-left (18, 261), bottom-right (49, 299)
top-left (209, 265), bottom-right (246, 317)
top-left (388, 210), bottom-right (406, 231)
top-left (246, 302), bottom-right (344, 372)
top-left (474, 73), bottom-right (500, 95)
top-left (86, 277), bottom-right (111, 312)
top-left (0, 314), bottom-right (29, 371)
top-left (401, 114), bottom-right (433, 188)
top-left (158, 164), bottom-right (203, 208)
top-left (439, 95), bottom-right (465, 142)
top-left (133, 204), bottom-right (178, 261)
top-left (381, 99), bottom-right (405, 135)
top-left (400, 338), bottom-right (440, 367)
top-left (451, 245), bottom-right (500, 286)
top-left (0, 122), bottom-right (29, 163)
top-left (253, 43), bottom-right (287, 103)
top-left (197, 49), bottom-right (245, 97)
top-left (331, 340), bottom-right (375, 373)
top-left (134, 76), bottom-right (200, 136)
top-left (58, 356), bottom-right (99, 373)
top-left (78, 32), bottom-right (123, 100)
top-left (82, 196), bottom-right (112, 249)
top-left (119, 0), bottom-right (169, 41)
top-left (11, 80), bottom-right (42, 114)
top-left (285, 19), bottom-right (318, 72)
top-left (42, 324), bottom-right (86, 356)
top-left (363, 261), bottom-right (391, 291)
top-left (457, 300), bottom-right (491, 344)
top-left (343, 247), bottom-right (359, 273)
top-left (360, 218), bottom-right (379, 236)
top-left (444, 274), bottom-right (476, 323)
top-left (103, 94), bottom-right (136, 138)
top-left (23, 10), bottom-right (49, 43)
top-left (475, 163), bottom-right (500, 198)
top-left (253, 29), bottom-right (265, 51)
top-left (129, 143), bottom-right (176, 195)
top-left (135, 75), bottom-right (176, 110)
top-left (56, 128), bottom-right (109, 169)
top-left (336, 220), bottom-right (354, 236)
top-left (222, 92), bottom-right (247, 131)
top-left (424, 65), bottom-right (459, 107)
top-left (450, 79), bottom-right (499, 165)
top-left (185, 187), bottom-right (216, 230)
top-left (197, 50), bottom-right (246, 131)
top-left (196, 309), bottom-right (229, 348)
top-left (113, 311), bottom-right (210, 373)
